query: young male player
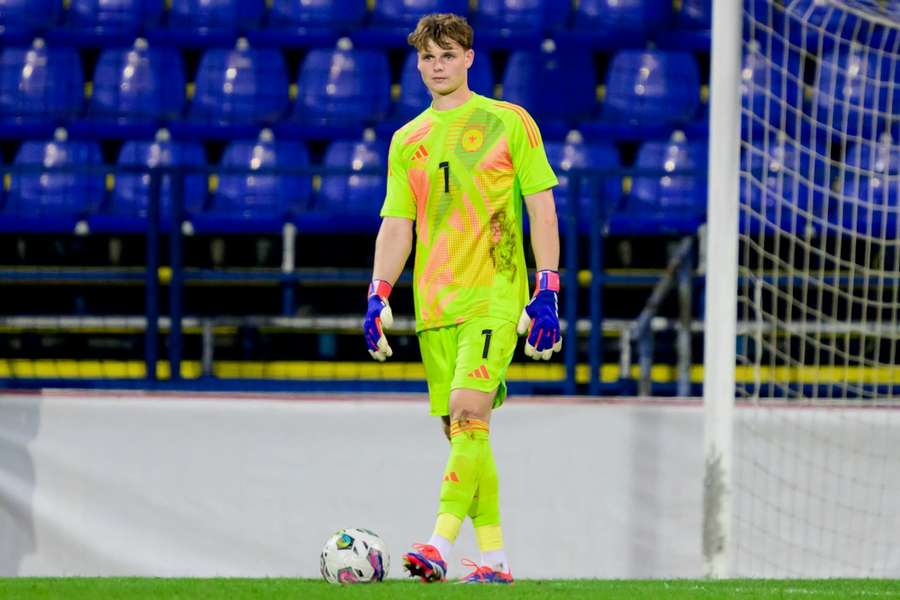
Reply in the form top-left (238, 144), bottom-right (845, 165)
top-left (362, 12), bottom-right (562, 584)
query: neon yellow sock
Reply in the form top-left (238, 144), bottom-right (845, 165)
top-left (436, 419), bottom-right (489, 522)
top-left (471, 438), bottom-right (504, 552)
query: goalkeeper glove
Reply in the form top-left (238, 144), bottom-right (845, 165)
top-left (516, 269), bottom-right (563, 360)
top-left (363, 279), bottom-right (394, 362)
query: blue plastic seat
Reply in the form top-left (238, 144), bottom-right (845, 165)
top-left (91, 39), bottom-right (185, 124)
top-left (814, 45), bottom-right (895, 137)
top-left (837, 134), bottom-right (899, 235)
top-left (604, 50), bottom-right (700, 127)
top-left (502, 41), bottom-right (596, 124)
top-left (372, 0), bottom-right (468, 27)
top-left (677, 0), bottom-right (710, 29)
top-left (168, 0), bottom-right (264, 34)
top-left (474, 0), bottom-right (568, 35)
top-left (543, 130), bottom-right (621, 224)
top-left (7, 128), bottom-right (104, 218)
top-left (269, 0), bottom-right (365, 30)
top-left (573, 0), bottom-right (672, 39)
top-left (741, 132), bottom-right (828, 235)
top-left (0, 0), bottom-right (62, 37)
top-left (396, 49), bottom-right (493, 119)
top-left (68, 0), bottom-right (164, 34)
top-left (112, 129), bottom-right (207, 222)
top-left (741, 38), bottom-right (803, 135)
top-left (318, 129), bottom-right (388, 220)
top-left (191, 39), bottom-right (288, 126)
top-left (294, 39), bottom-right (390, 127)
top-left (0, 39), bottom-right (84, 123)
top-left (211, 129), bottom-right (311, 221)
top-left (631, 131), bottom-right (707, 215)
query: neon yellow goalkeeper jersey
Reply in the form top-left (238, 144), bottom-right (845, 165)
top-left (381, 92), bottom-right (558, 332)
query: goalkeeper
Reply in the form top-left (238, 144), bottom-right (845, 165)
top-left (362, 12), bottom-right (561, 585)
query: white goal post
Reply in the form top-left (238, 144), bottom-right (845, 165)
top-left (704, 0), bottom-right (900, 578)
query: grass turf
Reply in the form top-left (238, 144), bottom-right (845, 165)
top-left (1, 578), bottom-right (899, 599)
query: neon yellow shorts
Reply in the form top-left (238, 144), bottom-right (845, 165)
top-left (417, 317), bottom-right (518, 417)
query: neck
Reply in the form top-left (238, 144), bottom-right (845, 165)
top-left (431, 86), bottom-right (473, 111)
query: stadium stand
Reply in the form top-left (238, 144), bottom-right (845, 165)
top-left (0, 0), bottom-right (715, 392)
top-left (838, 133), bottom-right (900, 236)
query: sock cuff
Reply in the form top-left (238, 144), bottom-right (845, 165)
top-left (450, 419), bottom-right (489, 439)
top-left (434, 512), bottom-right (463, 543)
top-left (474, 524), bottom-right (504, 552)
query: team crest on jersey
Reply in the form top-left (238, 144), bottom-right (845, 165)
top-left (461, 128), bottom-right (484, 152)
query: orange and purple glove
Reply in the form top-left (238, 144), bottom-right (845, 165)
top-left (517, 270), bottom-right (563, 360)
top-left (363, 279), bottom-right (394, 362)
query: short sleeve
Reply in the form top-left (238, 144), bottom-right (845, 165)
top-left (380, 134), bottom-right (416, 220)
top-left (508, 107), bottom-right (559, 197)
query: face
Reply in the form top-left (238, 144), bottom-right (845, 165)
top-left (416, 38), bottom-right (474, 97)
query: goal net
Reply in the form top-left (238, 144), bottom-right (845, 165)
top-left (714, 0), bottom-right (900, 577)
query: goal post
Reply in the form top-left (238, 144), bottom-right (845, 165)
top-left (704, 0), bottom-right (900, 578)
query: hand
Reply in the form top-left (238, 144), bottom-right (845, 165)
top-left (363, 279), bottom-right (394, 362)
top-left (516, 270), bottom-right (562, 360)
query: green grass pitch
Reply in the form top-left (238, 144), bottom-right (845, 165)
top-left (2, 578), bottom-right (899, 599)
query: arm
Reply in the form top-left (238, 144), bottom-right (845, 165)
top-left (372, 216), bottom-right (414, 285)
top-left (523, 188), bottom-right (560, 272)
top-left (364, 216), bottom-right (414, 361)
top-left (518, 188), bottom-right (563, 360)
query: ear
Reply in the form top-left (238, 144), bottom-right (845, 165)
top-left (465, 48), bottom-right (475, 69)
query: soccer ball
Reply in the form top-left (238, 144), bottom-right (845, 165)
top-left (320, 528), bottom-right (390, 584)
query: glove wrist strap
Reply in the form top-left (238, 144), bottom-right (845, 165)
top-left (368, 279), bottom-right (393, 300)
top-left (534, 270), bottom-right (560, 293)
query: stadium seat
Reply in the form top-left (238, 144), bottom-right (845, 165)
top-left (269, 0), bottom-right (364, 31)
top-left (294, 39), bottom-right (390, 127)
top-left (0, 39), bottom-right (84, 124)
top-left (474, 0), bottom-right (569, 35)
top-left (68, 0), bottom-right (164, 34)
top-left (191, 38), bottom-right (289, 126)
top-left (813, 44), bottom-right (895, 137)
top-left (111, 129), bottom-right (207, 222)
top-left (741, 132), bottom-right (828, 235)
top-left (372, 0), bottom-right (468, 27)
top-left (317, 128), bottom-right (388, 226)
top-left (572, 0), bottom-right (673, 39)
top-left (631, 130), bottom-right (707, 215)
top-left (502, 40), bottom-right (596, 125)
top-left (603, 50), bottom-right (700, 127)
top-left (168, 0), bottom-right (264, 34)
top-left (90, 39), bottom-right (185, 124)
top-left (838, 134), bottom-right (899, 235)
top-left (741, 39), bottom-right (803, 135)
top-left (210, 129), bottom-right (311, 221)
top-left (0, 0), bottom-right (62, 37)
top-left (395, 49), bottom-right (493, 120)
top-left (677, 0), bottom-right (710, 29)
top-left (7, 128), bottom-right (104, 218)
top-left (543, 130), bottom-right (621, 225)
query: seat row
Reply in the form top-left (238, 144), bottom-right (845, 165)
top-left (0, 127), bottom-right (712, 234)
top-left (0, 0), bottom-right (710, 41)
top-left (0, 36), bottom-right (703, 137)
top-left (1, 125), bottom-right (896, 236)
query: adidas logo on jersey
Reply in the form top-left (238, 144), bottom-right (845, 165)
top-left (467, 365), bottom-right (490, 380)
top-left (411, 144), bottom-right (429, 162)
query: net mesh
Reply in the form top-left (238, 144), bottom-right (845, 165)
top-left (735, 0), bottom-right (900, 576)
